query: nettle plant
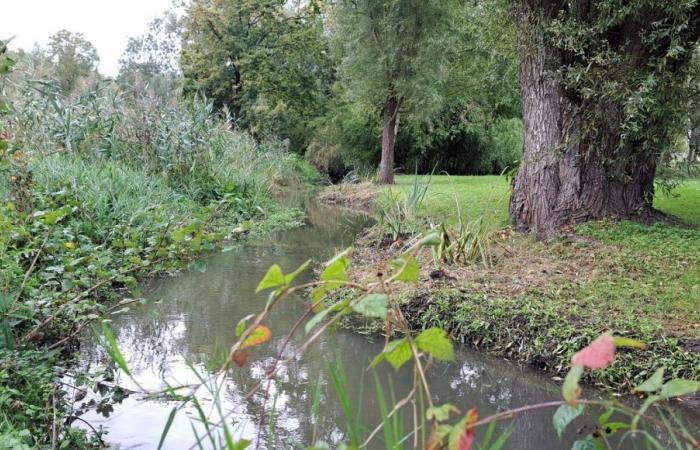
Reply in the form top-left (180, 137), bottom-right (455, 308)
top-left (102, 234), bottom-right (700, 450)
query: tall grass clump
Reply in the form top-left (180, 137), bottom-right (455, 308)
top-left (5, 71), bottom-right (316, 205)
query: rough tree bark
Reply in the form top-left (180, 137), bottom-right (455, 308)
top-left (510, 3), bottom-right (664, 238)
top-left (378, 96), bottom-right (399, 185)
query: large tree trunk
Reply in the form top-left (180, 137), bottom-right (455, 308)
top-left (509, 8), bottom-right (658, 238)
top-left (378, 96), bottom-right (399, 185)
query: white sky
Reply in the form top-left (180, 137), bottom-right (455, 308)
top-left (3, 0), bottom-right (175, 76)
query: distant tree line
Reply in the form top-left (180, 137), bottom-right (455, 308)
top-left (9, 0), bottom-right (700, 235)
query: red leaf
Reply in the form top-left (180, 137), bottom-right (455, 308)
top-left (572, 334), bottom-right (615, 369)
top-left (457, 409), bottom-right (478, 450)
top-left (232, 350), bottom-right (248, 367)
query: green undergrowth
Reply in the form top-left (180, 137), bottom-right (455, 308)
top-left (0, 150), bottom-right (313, 447)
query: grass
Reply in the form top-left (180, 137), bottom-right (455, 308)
top-left (343, 175), bottom-right (700, 391)
top-left (383, 175), bottom-right (510, 229)
top-left (654, 179), bottom-right (700, 226)
top-left (384, 175), bottom-right (700, 228)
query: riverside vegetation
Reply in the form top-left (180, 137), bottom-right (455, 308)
top-left (0, 40), bottom-right (314, 448)
top-left (3, 0), bottom-right (700, 447)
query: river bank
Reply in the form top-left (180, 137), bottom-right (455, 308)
top-left (0, 148), bottom-right (315, 448)
top-left (320, 176), bottom-right (700, 398)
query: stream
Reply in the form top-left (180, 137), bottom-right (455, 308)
top-left (73, 201), bottom-right (691, 449)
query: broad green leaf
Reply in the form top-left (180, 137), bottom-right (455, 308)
top-left (311, 286), bottom-right (327, 302)
top-left (659, 379), bottom-right (700, 399)
top-left (426, 403), bottom-right (459, 422)
top-left (352, 293), bottom-right (388, 319)
top-left (320, 248), bottom-right (352, 287)
top-left (571, 436), bottom-right (603, 450)
top-left (563, 365), bottom-right (584, 405)
top-left (391, 254), bottom-right (419, 282)
top-left (284, 259), bottom-right (311, 284)
top-left (372, 338), bottom-right (412, 370)
top-left (416, 328), bottom-right (454, 361)
top-left (552, 404), bottom-right (584, 438)
top-left (256, 264), bottom-right (285, 293)
top-left (634, 367), bottom-right (665, 393)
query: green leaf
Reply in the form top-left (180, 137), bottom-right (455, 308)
top-left (426, 403), bottom-right (459, 422)
top-left (320, 248), bottom-right (351, 287)
top-left (553, 404), bottom-right (584, 438)
top-left (571, 435), bottom-right (603, 450)
top-left (634, 367), bottom-right (665, 393)
top-left (284, 259), bottom-right (311, 284)
top-left (563, 365), bottom-right (584, 405)
top-left (659, 379), bottom-right (700, 399)
top-left (391, 254), bottom-right (419, 282)
top-left (416, 328), bottom-right (454, 361)
top-left (305, 307), bottom-right (333, 334)
top-left (372, 338), bottom-right (412, 370)
top-left (306, 299), bottom-right (349, 334)
top-left (597, 408), bottom-right (613, 426)
top-left (100, 322), bottom-right (130, 376)
top-left (157, 407), bottom-right (178, 449)
top-left (235, 314), bottom-right (254, 337)
top-left (256, 264), bottom-right (285, 293)
top-left (352, 293), bottom-right (388, 319)
top-left (612, 336), bottom-right (645, 349)
top-left (233, 440), bottom-right (251, 450)
top-left (194, 260), bottom-right (207, 273)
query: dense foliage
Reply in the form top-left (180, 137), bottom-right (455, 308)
top-left (0, 35), bottom-right (313, 447)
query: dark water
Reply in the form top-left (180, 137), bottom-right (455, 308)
top-left (74, 201), bottom-right (693, 449)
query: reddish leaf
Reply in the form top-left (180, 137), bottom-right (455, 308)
top-left (232, 350), bottom-right (248, 367)
top-left (572, 334), bottom-right (615, 369)
top-left (454, 409), bottom-right (478, 450)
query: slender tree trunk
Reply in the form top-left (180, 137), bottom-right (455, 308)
top-left (378, 96), bottom-right (399, 185)
top-left (689, 125), bottom-right (699, 165)
top-left (510, 7), bottom-right (657, 238)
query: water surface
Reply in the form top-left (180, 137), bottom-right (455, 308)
top-left (74, 201), bottom-right (692, 449)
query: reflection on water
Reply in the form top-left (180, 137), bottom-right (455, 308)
top-left (74, 201), bottom-right (690, 449)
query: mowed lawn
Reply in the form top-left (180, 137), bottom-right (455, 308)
top-left (382, 174), bottom-right (700, 340)
top-left (386, 175), bottom-right (700, 227)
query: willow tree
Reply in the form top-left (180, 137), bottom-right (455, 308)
top-left (332, 0), bottom-right (458, 184)
top-left (510, 1), bottom-right (700, 236)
